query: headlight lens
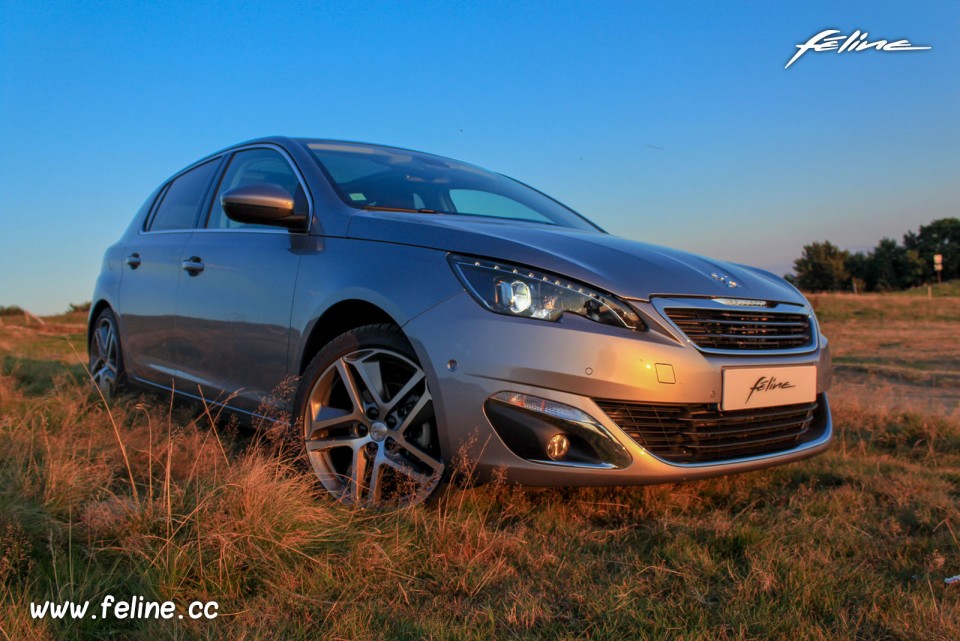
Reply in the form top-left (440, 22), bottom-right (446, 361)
top-left (449, 255), bottom-right (645, 330)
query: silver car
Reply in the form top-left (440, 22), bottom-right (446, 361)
top-left (89, 137), bottom-right (832, 505)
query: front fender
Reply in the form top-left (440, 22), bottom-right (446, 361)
top-left (289, 237), bottom-right (463, 372)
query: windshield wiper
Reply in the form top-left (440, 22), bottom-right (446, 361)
top-left (363, 205), bottom-right (440, 214)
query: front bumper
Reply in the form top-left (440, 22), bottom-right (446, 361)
top-left (403, 291), bottom-right (833, 486)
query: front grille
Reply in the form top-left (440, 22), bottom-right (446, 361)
top-left (664, 307), bottom-right (813, 352)
top-left (595, 397), bottom-right (824, 464)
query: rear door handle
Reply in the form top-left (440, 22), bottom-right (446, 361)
top-left (126, 253), bottom-right (141, 269)
top-left (181, 257), bottom-right (204, 275)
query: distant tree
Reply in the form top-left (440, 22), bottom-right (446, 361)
top-left (793, 241), bottom-right (850, 291)
top-left (793, 218), bottom-right (956, 293)
top-left (0, 305), bottom-right (25, 316)
top-left (868, 238), bottom-right (924, 291)
top-left (903, 217), bottom-right (960, 282)
top-left (68, 301), bottom-right (92, 313)
top-left (844, 251), bottom-right (871, 293)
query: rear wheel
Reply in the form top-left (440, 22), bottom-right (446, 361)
top-left (295, 325), bottom-right (444, 507)
top-left (89, 308), bottom-right (126, 399)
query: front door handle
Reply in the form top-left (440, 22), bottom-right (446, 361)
top-left (126, 253), bottom-right (141, 269)
top-left (181, 257), bottom-right (204, 275)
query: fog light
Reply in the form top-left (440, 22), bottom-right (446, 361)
top-left (546, 433), bottom-right (570, 461)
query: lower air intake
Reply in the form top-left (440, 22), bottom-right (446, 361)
top-left (595, 396), bottom-right (826, 464)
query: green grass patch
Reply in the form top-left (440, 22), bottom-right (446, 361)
top-left (1, 355), bottom-right (87, 396)
top-left (903, 279), bottom-right (960, 297)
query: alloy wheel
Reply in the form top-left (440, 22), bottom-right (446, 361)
top-left (303, 347), bottom-right (443, 506)
top-left (89, 315), bottom-right (120, 398)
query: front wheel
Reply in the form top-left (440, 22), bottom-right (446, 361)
top-left (295, 324), bottom-right (444, 507)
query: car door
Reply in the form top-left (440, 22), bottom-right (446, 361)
top-left (118, 158), bottom-right (222, 388)
top-left (174, 146), bottom-right (309, 413)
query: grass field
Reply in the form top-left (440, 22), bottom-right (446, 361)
top-left (1, 295), bottom-right (958, 640)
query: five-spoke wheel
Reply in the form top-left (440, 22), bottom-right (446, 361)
top-left (297, 325), bottom-right (444, 506)
top-left (89, 308), bottom-right (125, 398)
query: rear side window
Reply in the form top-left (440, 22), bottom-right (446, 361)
top-left (147, 159), bottom-right (220, 231)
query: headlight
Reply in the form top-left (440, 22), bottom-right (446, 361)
top-left (448, 255), bottom-right (645, 331)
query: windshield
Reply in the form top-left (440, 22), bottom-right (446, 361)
top-left (305, 141), bottom-right (600, 231)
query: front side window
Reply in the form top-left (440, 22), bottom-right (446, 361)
top-left (306, 142), bottom-right (600, 231)
top-left (206, 149), bottom-right (302, 230)
top-left (147, 159), bottom-right (219, 232)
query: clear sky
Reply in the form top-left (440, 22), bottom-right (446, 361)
top-left (1, 1), bottom-right (957, 314)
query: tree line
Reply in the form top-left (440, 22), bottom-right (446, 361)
top-left (788, 218), bottom-right (959, 292)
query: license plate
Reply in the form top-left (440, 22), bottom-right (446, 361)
top-left (721, 365), bottom-right (817, 411)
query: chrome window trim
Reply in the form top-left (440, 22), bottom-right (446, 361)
top-left (141, 156), bottom-right (224, 233)
top-left (140, 182), bottom-right (171, 233)
top-left (138, 143), bottom-right (313, 236)
top-left (139, 228), bottom-right (291, 236)
top-left (650, 296), bottom-right (819, 356)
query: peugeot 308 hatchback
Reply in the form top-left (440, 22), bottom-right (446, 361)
top-left (90, 137), bottom-right (833, 505)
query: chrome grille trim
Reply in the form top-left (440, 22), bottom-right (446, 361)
top-left (651, 297), bottom-right (818, 355)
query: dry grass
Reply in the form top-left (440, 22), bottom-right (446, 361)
top-left (807, 293), bottom-right (960, 324)
top-left (0, 298), bottom-right (958, 640)
top-left (813, 293), bottom-right (960, 419)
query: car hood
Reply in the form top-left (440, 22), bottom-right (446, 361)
top-left (346, 212), bottom-right (806, 304)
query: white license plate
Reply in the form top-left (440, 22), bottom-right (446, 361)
top-left (721, 365), bottom-right (817, 411)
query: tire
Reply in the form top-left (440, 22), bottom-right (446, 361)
top-left (89, 308), bottom-right (126, 399)
top-left (295, 324), bottom-right (444, 507)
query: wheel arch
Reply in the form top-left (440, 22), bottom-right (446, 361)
top-left (298, 299), bottom-right (403, 375)
top-left (87, 299), bottom-right (115, 351)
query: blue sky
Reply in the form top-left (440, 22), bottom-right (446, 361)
top-left (1, 1), bottom-right (957, 314)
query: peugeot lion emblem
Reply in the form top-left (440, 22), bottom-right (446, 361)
top-left (711, 272), bottom-right (738, 288)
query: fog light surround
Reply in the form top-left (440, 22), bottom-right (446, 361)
top-left (484, 391), bottom-right (631, 469)
top-left (491, 391), bottom-right (598, 424)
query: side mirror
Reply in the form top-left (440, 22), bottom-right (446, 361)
top-left (221, 184), bottom-right (306, 229)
